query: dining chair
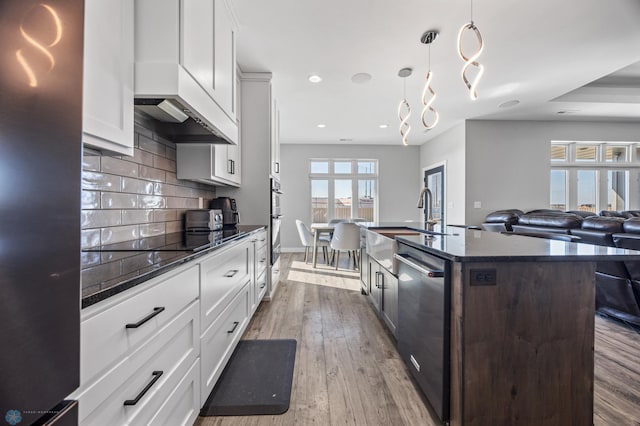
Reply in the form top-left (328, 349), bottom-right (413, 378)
top-left (296, 219), bottom-right (330, 263)
top-left (329, 222), bottom-right (361, 270)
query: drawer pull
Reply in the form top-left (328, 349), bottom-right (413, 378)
top-left (123, 371), bottom-right (163, 406)
top-left (259, 258), bottom-right (266, 263)
top-left (224, 269), bottom-right (239, 278)
top-left (260, 283), bottom-right (266, 289)
top-left (227, 321), bottom-right (240, 334)
top-left (125, 307), bottom-right (165, 329)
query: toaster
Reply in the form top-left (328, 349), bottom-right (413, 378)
top-left (185, 209), bottom-right (224, 232)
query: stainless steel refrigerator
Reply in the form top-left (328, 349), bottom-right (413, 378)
top-left (1, 0), bottom-right (82, 424)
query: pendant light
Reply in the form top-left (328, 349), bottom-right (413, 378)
top-left (420, 30), bottom-right (439, 130)
top-left (457, 0), bottom-right (484, 100)
top-left (397, 68), bottom-right (412, 146)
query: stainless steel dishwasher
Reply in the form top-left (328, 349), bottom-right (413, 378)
top-left (395, 246), bottom-right (450, 423)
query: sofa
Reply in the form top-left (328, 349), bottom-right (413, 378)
top-left (482, 209), bottom-right (640, 327)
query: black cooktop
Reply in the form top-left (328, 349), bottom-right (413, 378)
top-left (83, 228), bottom-right (246, 253)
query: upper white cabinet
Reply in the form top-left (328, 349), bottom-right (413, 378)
top-left (176, 143), bottom-right (240, 187)
top-left (135, 0), bottom-right (239, 145)
top-left (271, 97), bottom-right (281, 179)
top-left (82, 0), bottom-right (134, 156)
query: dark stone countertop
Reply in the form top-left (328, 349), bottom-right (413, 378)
top-left (359, 222), bottom-right (640, 263)
top-left (81, 225), bottom-right (266, 309)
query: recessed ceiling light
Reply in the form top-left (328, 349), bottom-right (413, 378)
top-left (317, 124), bottom-right (326, 128)
top-left (308, 74), bottom-right (323, 83)
top-left (339, 138), bottom-right (353, 142)
top-left (379, 124), bottom-right (388, 129)
top-left (498, 99), bottom-right (520, 108)
top-left (351, 73), bottom-right (372, 84)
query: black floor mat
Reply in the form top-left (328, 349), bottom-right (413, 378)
top-left (200, 339), bottom-right (297, 416)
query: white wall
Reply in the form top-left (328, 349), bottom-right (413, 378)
top-left (419, 123), bottom-right (466, 225)
top-left (465, 120), bottom-right (640, 225)
top-left (281, 144), bottom-right (420, 250)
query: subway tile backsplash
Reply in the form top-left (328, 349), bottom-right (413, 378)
top-left (81, 123), bottom-right (216, 250)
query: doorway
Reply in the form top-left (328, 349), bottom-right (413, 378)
top-left (424, 165), bottom-right (445, 227)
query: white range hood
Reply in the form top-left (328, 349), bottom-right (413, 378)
top-left (134, 0), bottom-right (239, 145)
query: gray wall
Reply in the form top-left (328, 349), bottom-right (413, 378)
top-left (281, 144), bottom-right (420, 250)
top-left (419, 124), bottom-right (466, 225)
top-left (420, 119), bottom-right (640, 226)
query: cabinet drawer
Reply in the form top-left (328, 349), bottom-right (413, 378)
top-left (81, 265), bottom-right (199, 385)
top-left (256, 242), bottom-right (268, 278)
top-left (148, 358), bottom-right (200, 426)
top-left (200, 241), bottom-right (250, 332)
top-left (200, 282), bottom-right (249, 405)
top-left (254, 269), bottom-right (267, 311)
top-left (77, 300), bottom-right (200, 425)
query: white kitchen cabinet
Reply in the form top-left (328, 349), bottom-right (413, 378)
top-left (135, 0), bottom-right (239, 144)
top-left (82, 0), bottom-right (134, 155)
top-left (71, 258), bottom-right (201, 426)
top-left (176, 143), bottom-right (240, 187)
top-left (79, 265), bottom-right (199, 386)
top-left (200, 281), bottom-right (250, 405)
top-left (271, 97), bottom-right (281, 179)
top-left (182, 0), bottom-right (236, 120)
top-left (251, 230), bottom-right (268, 312)
top-left (199, 238), bottom-right (250, 331)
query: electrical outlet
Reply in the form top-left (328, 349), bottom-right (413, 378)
top-left (198, 197), bottom-right (203, 208)
top-left (470, 268), bottom-right (497, 286)
top-left (473, 201), bottom-right (482, 209)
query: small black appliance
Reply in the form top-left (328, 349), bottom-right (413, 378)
top-left (210, 197), bottom-right (239, 228)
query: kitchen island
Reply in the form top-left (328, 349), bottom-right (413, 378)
top-left (361, 223), bottom-right (640, 425)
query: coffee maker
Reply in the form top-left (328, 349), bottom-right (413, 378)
top-left (209, 197), bottom-right (239, 228)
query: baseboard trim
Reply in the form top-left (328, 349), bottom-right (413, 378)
top-left (282, 247), bottom-right (305, 253)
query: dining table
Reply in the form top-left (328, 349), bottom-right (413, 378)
top-left (309, 223), bottom-right (336, 268)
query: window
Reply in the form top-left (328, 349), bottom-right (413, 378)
top-left (575, 145), bottom-right (597, 161)
top-left (550, 170), bottom-right (567, 210)
top-left (309, 159), bottom-right (378, 222)
top-left (576, 170), bottom-right (597, 213)
top-left (550, 142), bottom-right (639, 212)
top-left (607, 170), bottom-right (627, 211)
top-left (551, 145), bottom-right (568, 162)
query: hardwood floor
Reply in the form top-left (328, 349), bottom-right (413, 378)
top-left (196, 253), bottom-right (640, 426)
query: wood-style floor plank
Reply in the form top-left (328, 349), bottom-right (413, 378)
top-left (196, 253), bottom-right (640, 426)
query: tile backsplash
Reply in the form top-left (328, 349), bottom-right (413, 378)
top-left (81, 122), bottom-right (216, 250)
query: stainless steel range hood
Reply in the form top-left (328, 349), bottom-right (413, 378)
top-left (134, 98), bottom-right (231, 143)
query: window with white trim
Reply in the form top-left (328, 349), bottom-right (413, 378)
top-left (550, 142), bottom-right (640, 213)
top-left (309, 159), bottom-right (378, 222)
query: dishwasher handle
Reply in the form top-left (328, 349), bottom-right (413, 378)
top-left (394, 253), bottom-right (444, 278)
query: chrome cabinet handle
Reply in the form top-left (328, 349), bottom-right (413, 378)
top-left (224, 269), bottom-right (239, 278)
top-left (124, 371), bottom-right (163, 406)
top-left (227, 321), bottom-right (240, 334)
top-left (125, 307), bottom-right (165, 329)
top-left (394, 253), bottom-right (444, 277)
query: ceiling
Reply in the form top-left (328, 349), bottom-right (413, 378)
top-left (230, 0), bottom-right (640, 145)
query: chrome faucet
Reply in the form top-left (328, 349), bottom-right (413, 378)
top-left (417, 187), bottom-right (438, 233)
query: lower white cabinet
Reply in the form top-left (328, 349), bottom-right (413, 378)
top-left (74, 230), bottom-right (267, 425)
top-left (72, 300), bottom-right (200, 425)
top-left (200, 239), bottom-right (250, 331)
top-left (200, 281), bottom-right (250, 405)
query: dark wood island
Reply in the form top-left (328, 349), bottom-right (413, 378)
top-left (386, 226), bottom-right (640, 426)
